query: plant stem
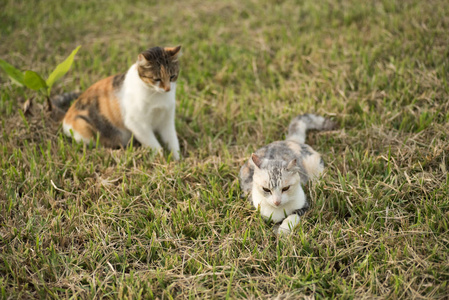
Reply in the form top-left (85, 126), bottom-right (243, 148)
top-left (46, 95), bottom-right (52, 111)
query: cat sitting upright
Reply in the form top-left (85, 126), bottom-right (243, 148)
top-left (52, 46), bottom-right (182, 160)
top-left (239, 114), bottom-right (337, 234)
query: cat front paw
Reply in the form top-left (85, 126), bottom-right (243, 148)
top-left (151, 147), bottom-right (164, 158)
top-left (171, 151), bottom-right (180, 161)
top-left (273, 224), bottom-right (293, 235)
top-left (276, 215), bottom-right (300, 235)
top-left (276, 225), bottom-right (293, 235)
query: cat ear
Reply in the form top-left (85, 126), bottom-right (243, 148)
top-left (165, 45), bottom-right (182, 60)
top-left (137, 54), bottom-right (148, 66)
top-left (250, 153), bottom-right (262, 169)
top-left (286, 159), bottom-right (297, 172)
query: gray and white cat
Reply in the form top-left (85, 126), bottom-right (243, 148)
top-left (239, 114), bottom-right (337, 234)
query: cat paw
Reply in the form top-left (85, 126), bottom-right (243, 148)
top-left (171, 151), bottom-right (180, 161)
top-left (272, 224), bottom-right (292, 235)
top-left (275, 215), bottom-right (300, 235)
top-left (152, 147), bottom-right (164, 158)
top-left (276, 225), bottom-right (293, 235)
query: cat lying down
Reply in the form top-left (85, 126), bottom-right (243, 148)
top-left (239, 114), bottom-right (337, 234)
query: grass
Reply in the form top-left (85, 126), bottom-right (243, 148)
top-left (1, 0), bottom-right (449, 298)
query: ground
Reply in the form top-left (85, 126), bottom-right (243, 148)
top-left (1, 0), bottom-right (448, 298)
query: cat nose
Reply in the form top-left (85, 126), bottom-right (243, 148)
top-left (164, 86), bottom-right (171, 92)
top-left (273, 199), bottom-right (281, 206)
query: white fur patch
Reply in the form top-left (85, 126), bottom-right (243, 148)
top-left (118, 64), bottom-right (180, 159)
top-left (287, 122), bottom-right (307, 144)
top-left (303, 153), bottom-right (324, 181)
top-left (62, 121), bottom-right (92, 144)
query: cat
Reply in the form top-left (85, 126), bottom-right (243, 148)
top-left (51, 46), bottom-right (182, 160)
top-left (239, 114), bottom-right (337, 234)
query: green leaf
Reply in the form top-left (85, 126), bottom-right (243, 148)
top-left (23, 70), bottom-right (47, 91)
top-left (46, 45), bottom-right (81, 94)
top-left (0, 59), bottom-right (24, 86)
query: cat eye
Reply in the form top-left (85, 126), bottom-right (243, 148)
top-left (282, 186), bottom-right (290, 192)
top-left (153, 78), bottom-right (161, 82)
top-left (262, 187), bottom-right (271, 194)
top-left (170, 75), bottom-right (176, 81)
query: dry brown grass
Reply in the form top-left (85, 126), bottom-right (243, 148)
top-left (1, 0), bottom-right (448, 298)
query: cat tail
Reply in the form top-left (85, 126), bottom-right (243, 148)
top-left (50, 92), bottom-right (81, 121)
top-left (286, 114), bottom-right (337, 144)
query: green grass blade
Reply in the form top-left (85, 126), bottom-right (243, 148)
top-left (23, 70), bottom-right (47, 91)
top-left (0, 59), bottom-right (24, 86)
top-left (46, 45), bottom-right (81, 94)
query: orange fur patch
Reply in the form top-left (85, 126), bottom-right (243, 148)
top-left (67, 111), bottom-right (95, 140)
top-left (95, 76), bottom-right (125, 129)
top-left (159, 65), bottom-right (170, 91)
top-left (63, 75), bottom-right (125, 145)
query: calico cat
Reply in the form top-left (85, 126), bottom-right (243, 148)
top-left (239, 114), bottom-right (337, 234)
top-left (52, 46), bottom-right (182, 160)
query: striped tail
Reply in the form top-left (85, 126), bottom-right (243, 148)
top-left (286, 114), bottom-right (337, 144)
top-left (50, 92), bottom-right (81, 121)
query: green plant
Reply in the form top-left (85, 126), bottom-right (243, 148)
top-left (0, 45), bottom-right (81, 111)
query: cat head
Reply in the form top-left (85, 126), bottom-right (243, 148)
top-left (136, 46), bottom-right (182, 92)
top-left (250, 153), bottom-right (301, 208)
